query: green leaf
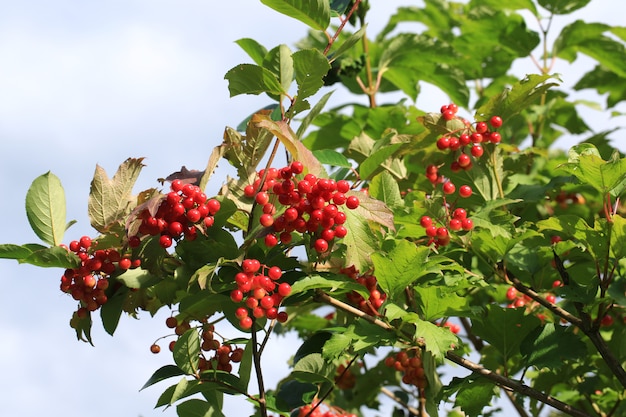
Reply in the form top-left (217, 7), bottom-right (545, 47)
top-left (475, 74), bottom-right (560, 122)
top-left (25, 171), bottom-right (67, 246)
top-left (174, 329), bottom-right (201, 375)
top-left (177, 399), bottom-right (221, 417)
top-left (521, 323), bottom-right (587, 369)
top-left (100, 286), bottom-right (127, 335)
top-left (359, 143), bottom-right (404, 180)
top-left (538, 0), bottom-right (591, 15)
top-left (237, 341), bottom-right (253, 392)
top-left (21, 245), bottom-right (79, 268)
top-left (116, 267), bottom-right (161, 289)
top-left (141, 365), bottom-right (185, 390)
top-left (560, 143), bottom-right (626, 198)
top-left (575, 65), bottom-right (626, 107)
top-left (235, 38), bottom-right (268, 65)
top-left (295, 331), bottom-right (333, 363)
top-left (342, 192), bottom-right (394, 271)
top-left (414, 286), bottom-right (472, 321)
top-left (555, 20), bottom-right (626, 78)
top-left (472, 305), bottom-right (541, 360)
top-left (296, 90), bottom-right (333, 138)
top-left (0, 243), bottom-right (45, 260)
top-left (372, 240), bottom-right (430, 300)
top-left (224, 64), bottom-right (286, 97)
top-left (330, 0), bottom-right (351, 15)
top-left (260, 0), bottom-right (331, 31)
top-left (311, 149), bottom-right (352, 168)
top-left (263, 44), bottom-right (295, 95)
top-left (88, 158), bottom-right (144, 233)
top-left (291, 353), bottom-right (335, 385)
top-left (329, 25), bottom-right (366, 62)
top-left (453, 377), bottom-right (497, 417)
top-left (369, 171), bottom-right (403, 209)
top-left (292, 49), bottom-right (331, 100)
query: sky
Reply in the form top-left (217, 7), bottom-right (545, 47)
top-left (0, 1), bottom-right (624, 417)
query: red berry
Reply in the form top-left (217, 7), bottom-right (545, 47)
top-left (461, 218), bottom-right (474, 231)
top-left (186, 209), bottom-right (201, 223)
top-left (442, 109), bottom-right (455, 121)
top-left (264, 234), bottom-right (278, 247)
top-left (475, 122), bottom-right (488, 134)
top-left (255, 192), bottom-right (269, 205)
top-left (314, 239), bottom-right (329, 253)
top-left (244, 185), bottom-right (255, 197)
top-left (459, 185), bottom-right (472, 198)
top-left (260, 213), bottom-right (274, 227)
top-left (436, 227), bottom-right (449, 238)
top-left (420, 216), bottom-right (433, 228)
top-left (165, 316), bottom-right (178, 328)
top-left (490, 132), bottom-right (502, 143)
top-left (425, 225), bottom-right (437, 237)
top-left (159, 235), bottom-right (173, 248)
top-left (240, 316), bottom-right (253, 329)
top-left (436, 137), bottom-right (450, 150)
top-left (442, 181), bottom-right (456, 195)
top-left (206, 199), bottom-right (220, 214)
top-left (278, 282), bottom-right (291, 297)
top-left (277, 311), bottom-right (288, 323)
top-left (470, 133), bottom-right (483, 143)
top-left (452, 208), bottom-right (467, 219)
top-left (449, 218), bottom-right (462, 231)
top-left (290, 161), bottom-right (304, 174)
top-left (150, 344), bottom-right (161, 354)
top-left (346, 196), bottom-right (360, 209)
top-left (489, 115), bottom-right (503, 128)
top-left (235, 307), bottom-right (248, 320)
top-left (471, 145), bottom-right (484, 158)
top-left (334, 225), bottom-right (348, 238)
top-left (457, 154), bottom-right (471, 168)
top-left (79, 236), bottom-right (92, 249)
top-left (118, 257), bottom-right (132, 270)
top-left (242, 259), bottom-right (261, 273)
top-left (506, 287), bottom-right (518, 301)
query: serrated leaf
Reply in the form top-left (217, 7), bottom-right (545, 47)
top-left (235, 38), bottom-right (268, 65)
top-left (290, 274), bottom-right (368, 298)
top-left (224, 64), bottom-right (286, 97)
top-left (174, 329), bottom-right (201, 375)
top-left (414, 286), bottom-right (472, 321)
top-left (372, 240), bottom-right (430, 300)
top-left (554, 20), bottom-right (626, 78)
top-left (293, 49), bottom-right (330, 100)
top-left (359, 143), bottom-right (404, 180)
top-left (88, 158), bottom-right (144, 233)
top-left (141, 365), bottom-right (185, 390)
top-left (260, 0), bottom-right (330, 31)
top-left (25, 171), bottom-right (67, 245)
top-left (472, 305), bottom-right (541, 360)
top-left (369, 171), bottom-right (403, 209)
top-left (474, 74), bottom-right (560, 122)
top-left (453, 377), bottom-right (497, 417)
top-left (574, 65), bottom-right (626, 107)
top-left (252, 113), bottom-right (324, 176)
top-left (521, 323), bottom-right (587, 369)
top-left (559, 143), bottom-right (626, 198)
top-left (330, 25), bottom-right (366, 62)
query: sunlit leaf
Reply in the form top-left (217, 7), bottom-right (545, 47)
top-left (88, 158), bottom-right (144, 233)
top-left (261, 0), bottom-right (330, 31)
top-left (25, 171), bottom-right (67, 245)
top-left (224, 64), bottom-right (286, 97)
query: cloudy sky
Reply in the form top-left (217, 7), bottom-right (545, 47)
top-left (0, 1), bottom-right (623, 417)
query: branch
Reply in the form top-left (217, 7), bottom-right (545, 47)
top-left (316, 291), bottom-right (593, 417)
top-left (250, 320), bottom-right (268, 417)
top-left (380, 387), bottom-right (421, 416)
top-left (323, 0), bottom-right (362, 56)
top-left (445, 352), bottom-right (593, 417)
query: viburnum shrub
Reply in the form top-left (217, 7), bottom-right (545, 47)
top-left (3, 1), bottom-right (626, 417)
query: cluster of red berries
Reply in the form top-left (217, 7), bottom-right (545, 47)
top-left (243, 161), bottom-right (359, 254)
top-left (340, 266), bottom-right (386, 314)
top-left (61, 235), bottom-right (139, 315)
top-left (152, 320), bottom-right (245, 374)
top-left (334, 362), bottom-right (357, 390)
top-left (230, 259), bottom-right (291, 329)
top-left (552, 190), bottom-right (586, 209)
top-left (420, 208), bottom-right (473, 247)
top-left (296, 404), bottom-right (357, 417)
top-left (384, 350), bottom-right (427, 389)
top-left (440, 320), bottom-right (461, 334)
top-left (419, 104), bottom-right (503, 247)
top-left (130, 179), bottom-right (220, 249)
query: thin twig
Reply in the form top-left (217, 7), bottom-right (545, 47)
top-left (380, 387), bottom-right (421, 416)
top-left (323, 0), bottom-right (362, 55)
top-left (250, 320), bottom-right (268, 417)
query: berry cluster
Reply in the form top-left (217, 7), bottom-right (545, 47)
top-left (341, 266), bottom-right (386, 314)
top-left (153, 320), bottom-right (245, 374)
top-left (61, 236), bottom-right (139, 315)
top-left (419, 104), bottom-right (504, 246)
top-left (243, 161), bottom-right (359, 254)
top-left (130, 179), bottom-right (220, 249)
top-left (440, 320), bottom-right (461, 334)
top-left (334, 362), bottom-right (357, 390)
top-left (384, 350), bottom-right (427, 389)
top-left (296, 403), bottom-right (357, 417)
top-left (230, 259), bottom-right (291, 329)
